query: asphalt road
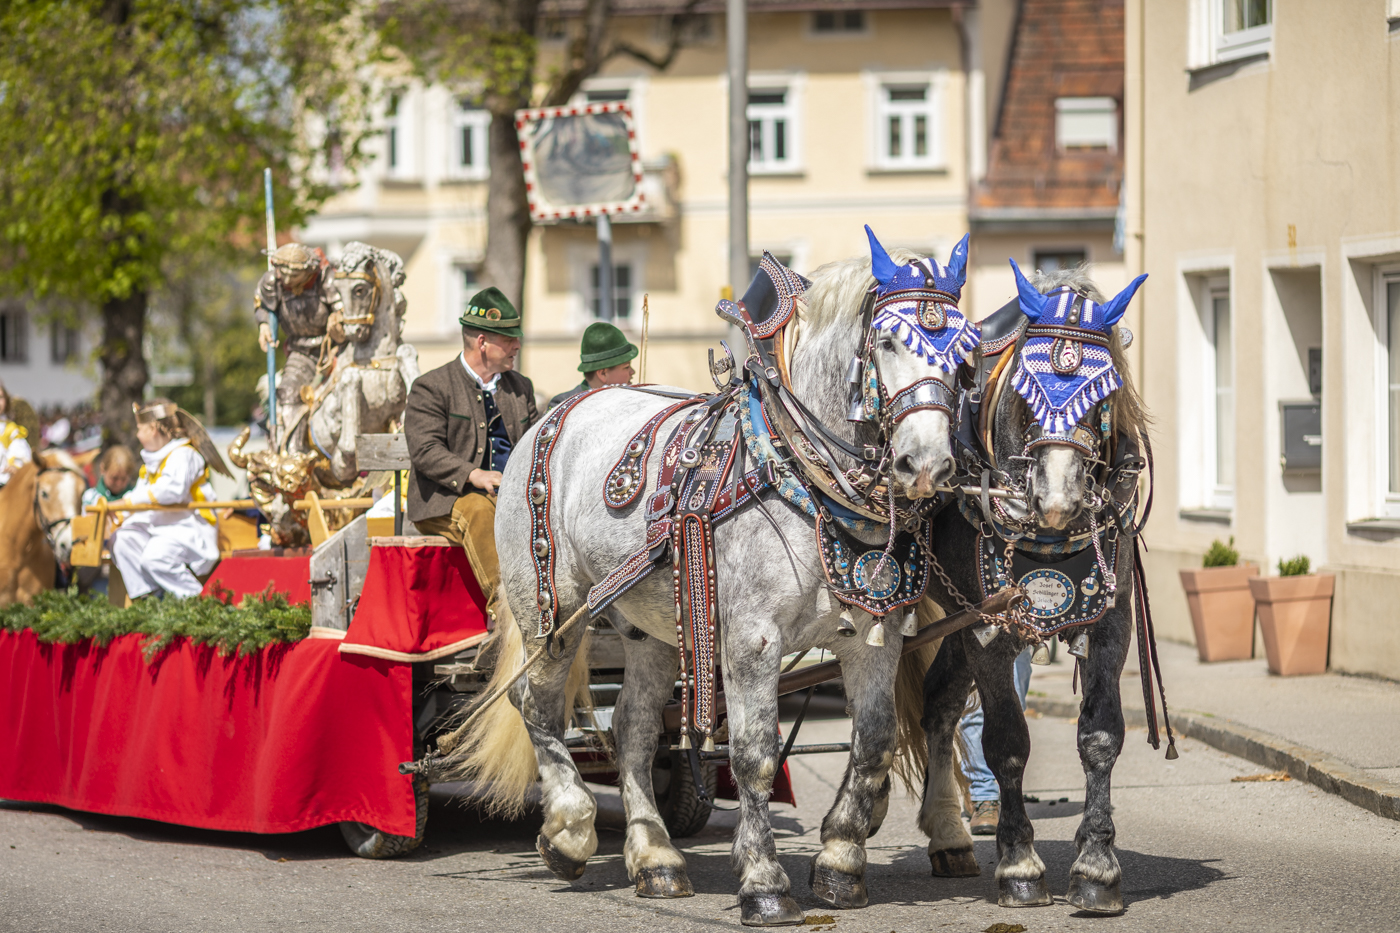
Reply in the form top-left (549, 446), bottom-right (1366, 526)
top-left (3, 702), bottom-right (1398, 933)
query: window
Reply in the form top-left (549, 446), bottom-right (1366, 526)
top-left (1383, 273), bottom-right (1400, 498)
top-left (1209, 282), bottom-right (1235, 500)
top-left (869, 74), bottom-right (944, 171)
top-left (385, 92), bottom-right (402, 173)
top-left (1192, 0), bottom-right (1272, 66)
top-left (1033, 250), bottom-right (1087, 273)
top-left (748, 85), bottom-right (800, 174)
top-left (449, 97), bottom-right (489, 181)
top-left (1055, 97), bottom-right (1117, 151)
top-left (813, 10), bottom-right (865, 33)
top-left (0, 308), bottom-right (28, 363)
top-left (591, 263), bottom-right (633, 321)
top-left (585, 88), bottom-right (630, 104)
top-left (458, 265), bottom-right (480, 321)
top-left (50, 322), bottom-right (79, 364)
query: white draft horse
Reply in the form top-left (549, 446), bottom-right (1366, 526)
top-left (448, 235), bottom-right (980, 925)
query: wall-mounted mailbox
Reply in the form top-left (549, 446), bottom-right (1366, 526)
top-left (1280, 401), bottom-right (1321, 472)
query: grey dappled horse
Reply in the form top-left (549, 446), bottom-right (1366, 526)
top-left (917, 264), bottom-right (1152, 915)
top-left (453, 243), bottom-right (968, 926)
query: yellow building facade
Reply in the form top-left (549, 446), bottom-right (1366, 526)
top-left (300, 5), bottom-right (981, 401)
top-left (1126, 0), bottom-right (1400, 678)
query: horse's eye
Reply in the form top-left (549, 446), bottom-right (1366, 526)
top-left (878, 336), bottom-right (896, 352)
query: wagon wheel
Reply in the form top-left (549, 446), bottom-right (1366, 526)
top-left (653, 748), bottom-right (716, 838)
top-left (340, 775), bottom-right (429, 859)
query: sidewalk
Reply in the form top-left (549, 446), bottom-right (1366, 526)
top-left (1024, 638), bottom-right (1400, 822)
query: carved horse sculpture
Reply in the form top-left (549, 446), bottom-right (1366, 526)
top-left (444, 233), bottom-right (981, 926)
top-left (916, 263), bottom-right (1164, 915)
top-left (295, 241), bottom-right (419, 488)
top-left (0, 453), bottom-right (87, 606)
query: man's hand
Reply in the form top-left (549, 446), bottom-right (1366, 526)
top-left (469, 468), bottom-right (504, 495)
top-left (258, 322), bottom-right (278, 352)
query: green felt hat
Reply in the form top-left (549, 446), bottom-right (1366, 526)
top-left (578, 321), bottom-right (639, 372)
top-left (460, 286), bottom-right (523, 337)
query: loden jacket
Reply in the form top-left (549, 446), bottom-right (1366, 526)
top-left (404, 357), bottom-right (540, 523)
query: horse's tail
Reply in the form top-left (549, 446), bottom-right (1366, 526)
top-left (891, 597), bottom-right (946, 794)
top-left (441, 599), bottom-right (593, 818)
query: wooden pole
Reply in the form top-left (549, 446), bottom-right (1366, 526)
top-left (638, 293), bottom-right (650, 383)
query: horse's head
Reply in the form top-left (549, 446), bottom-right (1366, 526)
top-left (35, 451), bottom-right (86, 565)
top-left (996, 261), bottom-right (1146, 530)
top-left (331, 241), bottom-right (405, 349)
top-left (861, 226), bottom-right (977, 498)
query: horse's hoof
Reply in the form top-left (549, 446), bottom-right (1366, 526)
top-left (809, 859), bottom-right (869, 909)
top-left (535, 834), bottom-right (586, 882)
top-left (1066, 874), bottom-right (1124, 914)
top-left (929, 847), bottom-right (981, 878)
top-left (997, 875), bottom-right (1053, 908)
top-left (738, 893), bottom-right (805, 926)
top-left (634, 866), bottom-right (694, 898)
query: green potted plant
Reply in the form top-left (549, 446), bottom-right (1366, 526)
top-left (1178, 537), bottom-right (1258, 662)
top-left (1249, 555), bottom-right (1334, 676)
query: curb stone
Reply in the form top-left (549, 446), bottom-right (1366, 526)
top-left (1025, 696), bottom-right (1400, 823)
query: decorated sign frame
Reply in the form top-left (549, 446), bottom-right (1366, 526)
top-left (515, 101), bottom-right (646, 223)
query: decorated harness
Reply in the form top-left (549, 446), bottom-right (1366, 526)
top-left (521, 234), bottom-right (976, 753)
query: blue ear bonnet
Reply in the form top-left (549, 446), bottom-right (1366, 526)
top-left (865, 226), bottom-right (978, 374)
top-left (1007, 258), bottom-right (1147, 434)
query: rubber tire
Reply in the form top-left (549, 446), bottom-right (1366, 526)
top-left (653, 749), bottom-right (716, 838)
top-left (340, 776), bottom-right (429, 859)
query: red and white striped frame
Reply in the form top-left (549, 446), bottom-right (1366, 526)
top-left (514, 101), bottom-right (647, 223)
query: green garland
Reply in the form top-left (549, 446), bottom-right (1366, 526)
top-left (0, 584), bottom-right (311, 660)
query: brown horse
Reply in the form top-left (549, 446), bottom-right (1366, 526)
top-left (0, 453), bottom-right (88, 607)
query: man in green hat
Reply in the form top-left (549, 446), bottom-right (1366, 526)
top-left (404, 286), bottom-right (539, 613)
top-left (547, 321), bottom-right (639, 410)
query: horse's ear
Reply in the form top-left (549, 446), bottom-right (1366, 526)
top-left (1009, 258), bottom-right (1048, 321)
top-left (945, 233), bottom-right (970, 289)
top-left (865, 224), bottom-right (899, 288)
top-left (1100, 273), bottom-right (1148, 326)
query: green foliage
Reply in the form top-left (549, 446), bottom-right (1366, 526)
top-left (1277, 555), bottom-right (1312, 577)
top-left (0, 584), bottom-right (311, 660)
top-left (1202, 536), bottom-right (1240, 568)
top-left (0, 1), bottom-right (378, 433)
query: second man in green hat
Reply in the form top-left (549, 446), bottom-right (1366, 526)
top-left (547, 321), bottom-right (639, 410)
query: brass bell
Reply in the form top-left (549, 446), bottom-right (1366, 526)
top-left (1165, 740), bottom-right (1179, 761)
top-left (865, 618), bottom-right (886, 647)
top-left (1031, 642), bottom-right (1052, 665)
top-left (701, 735), bottom-right (715, 753)
top-left (837, 609), bottom-right (858, 637)
top-left (678, 733), bottom-right (692, 750)
top-left (972, 623), bottom-right (1000, 647)
top-left (1068, 631), bottom-right (1090, 660)
top-left (899, 609), bottom-right (918, 637)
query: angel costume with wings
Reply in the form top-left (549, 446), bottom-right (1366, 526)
top-left (111, 402), bottom-right (232, 599)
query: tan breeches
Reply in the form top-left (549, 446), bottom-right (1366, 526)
top-left (415, 493), bottom-right (501, 612)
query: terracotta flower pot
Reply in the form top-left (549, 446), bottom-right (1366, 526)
top-left (1249, 574), bottom-right (1334, 676)
top-left (1179, 564), bottom-right (1259, 662)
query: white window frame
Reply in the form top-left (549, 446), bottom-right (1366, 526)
top-left (447, 97), bottom-right (490, 182)
top-left (1054, 97), bottom-right (1118, 152)
top-left (381, 87), bottom-right (418, 181)
top-left (1190, 0), bottom-right (1273, 67)
top-left (590, 261), bottom-right (636, 323)
top-left (1374, 264), bottom-right (1400, 518)
top-left (747, 75), bottom-right (804, 176)
top-left (1203, 275), bottom-right (1235, 509)
top-left (867, 72), bottom-right (946, 172)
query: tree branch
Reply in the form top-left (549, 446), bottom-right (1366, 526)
top-left (607, 1), bottom-right (702, 73)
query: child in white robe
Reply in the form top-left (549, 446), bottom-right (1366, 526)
top-left (110, 399), bottom-right (223, 599)
top-left (0, 379), bottom-right (33, 488)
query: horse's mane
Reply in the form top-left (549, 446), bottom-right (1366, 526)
top-left (800, 247), bottom-right (927, 332)
top-left (338, 241), bottom-right (406, 287)
top-left (1028, 267), bottom-right (1150, 438)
